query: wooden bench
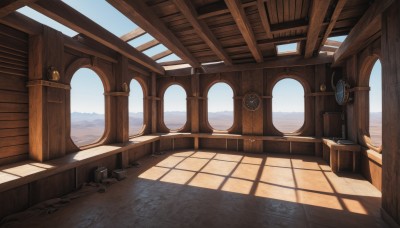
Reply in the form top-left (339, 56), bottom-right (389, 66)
top-left (322, 138), bottom-right (361, 172)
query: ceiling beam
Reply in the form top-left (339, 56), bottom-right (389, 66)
top-left (257, 0), bottom-right (272, 39)
top-left (106, 0), bottom-right (200, 67)
top-left (166, 55), bottom-right (333, 76)
top-left (198, 1), bottom-right (256, 20)
top-left (172, 0), bottom-right (232, 65)
top-left (120, 27), bottom-right (146, 42)
top-left (136, 39), bottom-right (160, 52)
top-left (160, 60), bottom-right (186, 66)
top-left (325, 39), bottom-right (342, 47)
top-left (333, 0), bottom-right (394, 65)
top-left (304, 0), bottom-right (331, 58)
top-left (152, 50), bottom-right (172, 61)
top-left (225, 0), bottom-right (263, 63)
top-left (31, 0), bottom-right (164, 74)
top-left (0, 11), bottom-right (42, 35)
top-left (317, 0), bottom-right (347, 52)
top-left (0, 0), bottom-right (39, 18)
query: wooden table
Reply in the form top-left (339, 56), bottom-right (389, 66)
top-left (322, 138), bottom-right (361, 173)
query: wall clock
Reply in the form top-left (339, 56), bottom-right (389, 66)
top-left (243, 93), bottom-right (261, 111)
top-left (335, 79), bottom-right (350, 105)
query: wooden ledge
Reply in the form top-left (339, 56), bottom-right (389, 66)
top-left (362, 148), bottom-right (382, 166)
top-left (0, 135), bottom-right (159, 193)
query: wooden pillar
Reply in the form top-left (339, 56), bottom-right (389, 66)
top-left (115, 55), bottom-right (129, 143)
top-left (346, 55), bottom-right (358, 142)
top-left (314, 64), bottom-right (326, 156)
top-left (190, 68), bottom-right (200, 133)
top-left (28, 27), bottom-right (67, 162)
top-left (151, 72), bottom-right (157, 134)
top-left (242, 69), bottom-right (263, 153)
top-left (381, 2), bottom-right (400, 226)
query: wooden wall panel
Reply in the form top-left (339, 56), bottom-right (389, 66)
top-left (0, 185), bottom-right (29, 219)
top-left (264, 141), bottom-right (290, 154)
top-left (199, 138), bottom-right (226, 150)
top-left (0, 24), bottom-right (29, 165)
top-left (75, 155), bottom-right (118, 187)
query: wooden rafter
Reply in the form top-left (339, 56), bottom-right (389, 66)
top-left (225, 0), bottom-right (263, 63)
top-left (325, 39), bottom-right (342, 47)
top-left (31, 0), bottom-right (164, 74)
top-left (120, 27), bottom-right (146, 42)
top-left (198, 1), bottom-right (256, 20)
top-left (152, 50), bottom-right (172, 61)
top-left (271, 20), bottom-right (309, 35)
top-left (304, 0), bottom-right (331, 58)
top-left (160, 60), bottom-right (186, 66)
top-left (172, 0), bottom-right (232, 65)
top-left (0, 0), bottom-right (39, 18)
top-left (317, 0), bottom-right (347, 52)
top-left (257, 0), bottom-right (272, 39)
top-left (136, 39), bottom-right (160, 52)
top-left (0, 11), bottom-right (42, 35)
top-left (106, 0), bottom-right (200, 67)
top-left (334, 0), bottom-right (394, 65)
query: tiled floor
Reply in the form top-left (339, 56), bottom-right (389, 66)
top-left (3, 150), bottom-right (386, 227)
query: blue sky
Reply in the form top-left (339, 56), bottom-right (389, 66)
top-left (17, 3), bottom-right (382, 114)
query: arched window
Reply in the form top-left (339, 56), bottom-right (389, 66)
top-left (163, 85), bottom-right (187, 131)
top-left (272, 78), bottom-right (304, 133)
top-left (70, 68), bottom-right (105, 147)
top-left (207, 82), bottom-right (234, 131)
top-left (129, 79), bottom-right (144, 136)
top-left (369, 60), bottom-right (382, 146)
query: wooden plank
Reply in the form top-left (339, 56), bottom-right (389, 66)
top-left (151, 50), bottom-right (172, 61)
top-left (0, 0), bottom-right (39, 18)
top-left (166, 55), bottom-right (333, 76)
top-left (0, 91), bottom-right (28, 103)
top-left (0, 12), bottom-right (42, 35)
top-left (0, 113), bottom-right (27, 121)
top-left (317, 0), bottom-right (347, 52)
top-left (271, 19), bottom-right (309, 35)
top-left (321, 46), bottom-right (337, 52)
top-left (159, 60), bottom-right (186, 66)
top-left (0, 128), bottom-right (28, 138)
top-left (0, 135), bottom-right (28, 148)
top-left (325, 39), bottom-right (342, 47)
top-left (106, 0), bottom-right (200, 67)
top-left (225, 0), bottom-right (263, 63)
top-left (197, 1), bottom-right (257, 20)
top-left (172, 0), bottom-right (232, 65)
top-left (304, 0), bottom-right (331, 58)
top-left (0, 103), bottom-right (28, 113)
top-left (0, 120), bottom-right (28, 129)
top-left (334, 0), bottom-right (394, 65)
top-left (120, 27), bottom-right (146, 42)
top-left (136, 39), bottom-right (160, 52)
top-left (0, 144), bottom-right (28, 158)
top-left (31, 0), bottom-right (164, 74)
top-left (257, 0), bottom-right (272, 39)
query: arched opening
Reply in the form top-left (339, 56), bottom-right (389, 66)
top-left (163, 84), bottom-right (187, 131)
top-left (369, 59), bottom-right (382, 146)
top-left (207, 82), bottom-right (234, 131)
top-left (272, 78), bottom-right (305, 133)
top-left (70, 68), bottom-right (105, 147)
top-left (129, 79), bottom-right (144, 136)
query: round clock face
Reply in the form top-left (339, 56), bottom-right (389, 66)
top-left (335, 80), bottom-right (349, 105)
top-left (243, 93), bottom-right (261, 111)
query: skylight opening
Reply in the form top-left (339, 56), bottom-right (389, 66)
top-left (62, 0), bottom-right (136, 37)
top-left (157, 54), bottom-right (181, 63)
top-left (17, 7), bottom-right (78, 37)
top-left (276, 43), bottom-right (299, 56)
top-left (128, 34), bottom-right (155, 48)
top-left (143, 44), bottom-right (168, 57)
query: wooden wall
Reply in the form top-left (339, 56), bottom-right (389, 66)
top-left (0, 24), bottom-right (29, 166)
top-left (156, 64), bottom-right (340, 155)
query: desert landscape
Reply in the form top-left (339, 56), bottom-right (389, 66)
top-left (71, 112), bottom-right (382, 147)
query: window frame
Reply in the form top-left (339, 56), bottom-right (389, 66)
top-left (128, 78), bottom-right (146, 138)
top-left (161, 83), bottom-right (188, 132)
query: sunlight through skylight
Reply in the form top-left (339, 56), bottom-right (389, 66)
top-left (276, 43), bottom-right (298, 55)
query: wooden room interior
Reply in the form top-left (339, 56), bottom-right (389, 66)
top-left (0, 0), bottom-right (399, 227)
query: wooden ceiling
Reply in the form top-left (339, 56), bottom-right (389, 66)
top-left (107, 0), bottom-right (370, 67)
top-left (0, 0), bottom-right (374, 73)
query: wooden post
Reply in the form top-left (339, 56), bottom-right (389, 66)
top-left (28, 27), bottom-right (66, 162)
top-left (115, 55), bottom-right (129, 143)
top-left (151, 72), bottom-right (157, 134)
top-left (381, 2), bottom-right (400, 226)
top-left (242, 69), bottom-right (263, 153)
top-left (314, 64), bottom-right (326, 156)
top-left (191, 68), bottom-right (200, 133)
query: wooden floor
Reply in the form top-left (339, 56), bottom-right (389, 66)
top-left (2, 150), bottom-right (386, 227)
